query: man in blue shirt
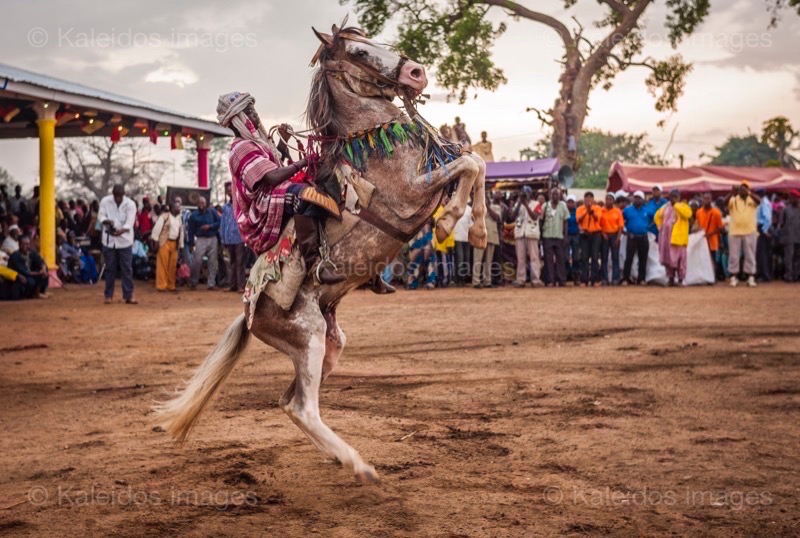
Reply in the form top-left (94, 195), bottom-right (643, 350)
top-left (565, 194), bottom-right (581, 284)
top-left (755, 190), bottom-right (773, 282)
top-left (220, 182), bottom-right (247, 292)
top-left (188, 196), bottom-right (221, 290)
top-left (644, 184), bottom-right (667, 236)
top-left (622, 191), bottom-right (653, 285)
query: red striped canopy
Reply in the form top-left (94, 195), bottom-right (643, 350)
top-left (608, 161), bottom-right (800, 194)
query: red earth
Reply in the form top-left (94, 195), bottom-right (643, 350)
top-left (1, 283), bottom-right (799, 536)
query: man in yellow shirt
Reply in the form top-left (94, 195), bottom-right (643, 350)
top-left (724, 181), bottom-right (761, 287)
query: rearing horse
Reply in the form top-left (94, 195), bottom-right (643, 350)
top-left (155, 24), bottom-right (487, 482)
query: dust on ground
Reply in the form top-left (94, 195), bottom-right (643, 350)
top-left (1, 284), bottom-right (799, 537)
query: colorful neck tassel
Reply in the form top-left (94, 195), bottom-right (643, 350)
top-left (336, 117), bottom-right (462, 178)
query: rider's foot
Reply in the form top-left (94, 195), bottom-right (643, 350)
top-left (294, 215), bottom-right (346, 285)
top-left (370, 276), bottom-right (396, 294)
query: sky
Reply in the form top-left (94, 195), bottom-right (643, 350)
top-left (1, 0), bottom-right (799, 191)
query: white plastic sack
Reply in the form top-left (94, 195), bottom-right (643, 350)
top-left (619, 233), bottom-right (668, 286)
top-left (684, 231), bottom-right (715, 286)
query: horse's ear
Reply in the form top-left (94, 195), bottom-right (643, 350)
top-left (331, 23), bottom-right (340, 34)
top-left (312, 27), bottom-right (333, 47)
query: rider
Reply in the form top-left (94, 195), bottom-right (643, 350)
top-left (216, 91), bottom-right (345, 285)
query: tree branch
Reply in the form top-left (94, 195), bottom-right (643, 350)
top-left (526, 106), bottom-right (553, 126)
top-left (479, 0), bottom-right (573, 46)
top-left (598, 0), bottom-right (630, 16)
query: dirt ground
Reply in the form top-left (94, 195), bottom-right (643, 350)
top-left (0, 282), bottom-right (799, 537)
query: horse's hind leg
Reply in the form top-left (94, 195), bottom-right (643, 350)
top-left (250, 289), bottom-right (376, 482)
top-left (322, 308), bottom-right (345, 384)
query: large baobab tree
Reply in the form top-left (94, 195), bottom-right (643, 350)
top-left (344, 0), bottom-right (799, 168)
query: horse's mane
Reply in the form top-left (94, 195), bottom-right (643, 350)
top-left (305, 25), bottom-right (369, 202)
top-left (305, 25), bottom-right (367, 137)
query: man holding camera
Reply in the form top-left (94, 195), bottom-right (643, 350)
top-left (98, 184), bottom-right (137, 304)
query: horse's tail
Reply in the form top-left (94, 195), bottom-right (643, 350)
top-left (153, 314), bottom-right (250, 445)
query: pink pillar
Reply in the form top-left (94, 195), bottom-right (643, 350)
top-left (196, 134), bottom-right (212, 188)
top-left (197, 147), bottom-right (209, 188)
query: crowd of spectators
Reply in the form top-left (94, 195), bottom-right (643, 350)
top-left (3, 178), bottom-right (800, 301)
top-left (0, 180), bottom-right (251, 301)
top-left (382, 183), bottom-right (800, 290)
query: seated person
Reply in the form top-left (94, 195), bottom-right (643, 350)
top-left (59, 231), bottom-right (82, 282)
top-left (8, 236), bottom-right (49, 299)
top-left (2, 224), bottom-right (20, 255)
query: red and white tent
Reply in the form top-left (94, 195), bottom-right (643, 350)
top-left (608, 162), bottom-right (800, 194)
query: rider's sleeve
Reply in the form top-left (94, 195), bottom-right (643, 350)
top-left (230, 139), bottom-right (278, 190)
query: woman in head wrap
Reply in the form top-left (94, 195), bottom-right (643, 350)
top-left (654, 189), bottom-right (693, 286)
top-left (216, 91), bottom-right (344, 285)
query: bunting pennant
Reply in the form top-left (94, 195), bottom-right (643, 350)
top-left (148, 121), bottom-right (158, 144)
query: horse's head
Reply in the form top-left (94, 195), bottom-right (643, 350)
top-left (311, 23), bottom-right (428, 99)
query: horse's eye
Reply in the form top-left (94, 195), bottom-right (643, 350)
top-left (354, 49), bottom-right (369, 58)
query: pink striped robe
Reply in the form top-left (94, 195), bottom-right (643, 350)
top-left (228, 138), bottom-right (290, 254)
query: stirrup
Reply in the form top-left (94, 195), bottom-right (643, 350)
top-left (315, 258), bottom-right (340, 283)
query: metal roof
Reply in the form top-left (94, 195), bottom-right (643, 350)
top-left (0, 62), bottom-right (231, 137)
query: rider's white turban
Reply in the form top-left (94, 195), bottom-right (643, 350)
top-left (217, 91), bottom-right (280, 158)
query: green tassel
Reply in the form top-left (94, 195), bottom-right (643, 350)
top-left (379, 126), bottom-right (393, 156)
top-left (345, 143), bottom-right (354, 163)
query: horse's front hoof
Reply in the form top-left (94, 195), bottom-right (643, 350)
top-left (468, 227), bottom-right (488, 249)
top-left (354, 464), bottom-right (380, 484)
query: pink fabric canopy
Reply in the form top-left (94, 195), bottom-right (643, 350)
top-left (608, 161), bottom-right (800, 194)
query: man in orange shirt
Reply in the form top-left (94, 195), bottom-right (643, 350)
top-left (576, 192), bottom-right (604, 286)
top-left (695, 192), bottom-right (724, 280)
top-left (600, 193), bottom-right (624, 285)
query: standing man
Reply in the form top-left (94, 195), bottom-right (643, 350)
top-left (599, 193), bottom-right (624, 285)
top-left (695, 192), bottom-right (724, 278)
top-left (645, 184), bottom-right (667, 237)
top-left (779, 190), bottom-right (800, 282)
top-left (452, 201), bottom-right (473, 286)
top-left (755, 190), bottom-right (774, 282)
top-left (576, 191), bottom-right (603, 287)
top-left (565, 194), bottom-right (581, 284)
top-left (511, 186), bottom-right (543, 287)
top-left (151, 201), bottom-right (184, 292)
top-left (471, 131), bottom-right (495, 162)
top-left (188, 196), bottom-right (220, 291)
top-left (622, 191), bottom-right (651, 285)
top-left (541, 187), bottom-right (570, 287)
top-left (725, 181), bottom-right (760, 287)
top-left (136, 196), bottom-right (154, 241)
top-left (472, 192), bottom-right (502, 288)
top-left (99, 184), bottom-right (137, 304)
top-left (221, 181), bottom-right (247, 293)
top-left (452, 116), bottom-right (472, 150)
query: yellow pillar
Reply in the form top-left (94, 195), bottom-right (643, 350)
top-left (34, 102), bottom-right (59, 269)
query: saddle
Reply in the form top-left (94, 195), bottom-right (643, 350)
top-left (298, 186), bottom-right (341, 220)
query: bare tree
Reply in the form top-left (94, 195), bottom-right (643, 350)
top-left (58, 138), bottom-right (169, 201)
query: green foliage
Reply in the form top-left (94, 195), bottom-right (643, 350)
top-left (645, 54), bottom-right (693, 119)
top-left (665, 0), bottom-right (711, 47)
top-left (768, 0), bottom-right (800, 26)
top-left (708, 135), bottom-right (778, 167)
top-left (345, 0), bottom-right (507, 103)
top-left (573, 129), bottom-right (664, 188)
